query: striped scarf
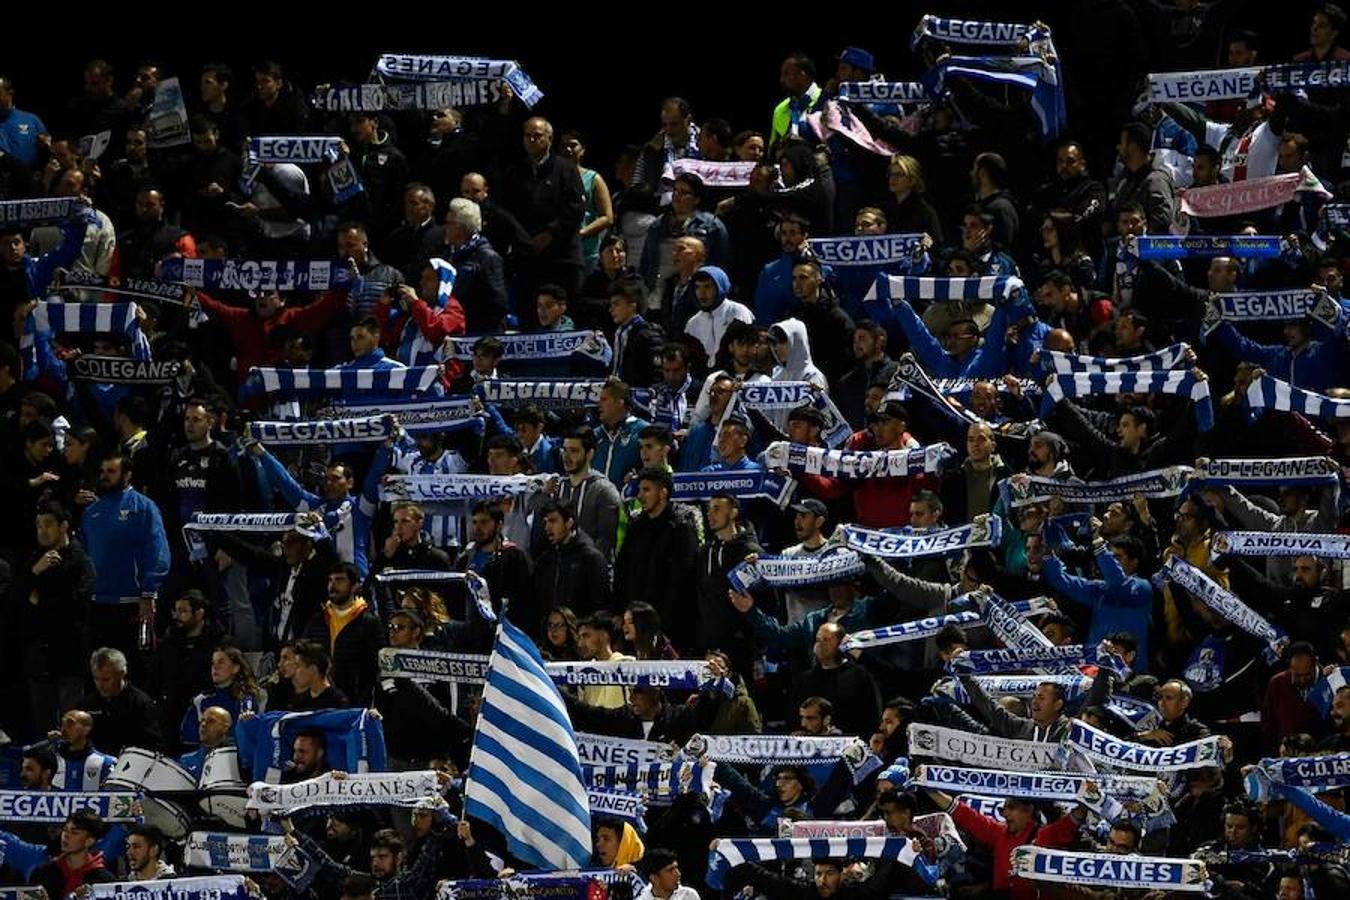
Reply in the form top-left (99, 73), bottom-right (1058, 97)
top-left (1040, 369), bottom-right (1214, 429)
top-left (1243, 373), bottom-right (1350, 421)
top-left (707, 837), bottom-right (935, 889)
top-left (1041, 343), bottom-right (1191, 374)
top-left (866, 274), bottom-right (1024, 304)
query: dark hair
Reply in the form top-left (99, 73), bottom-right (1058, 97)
top-left (775, 764), bottom-right (817, 796)
top-left (539, 500), bottom-right (575, 523)
top-left (1228, 29), bottom-right (1260, 51)
top-left (253, 60), bottom-right (284, 79)
top-left (537, 283), bottom-right (568, 305)
top-left (638, 424), bottom-right (673, 446)
top-left (370, 829), bottom-right (404, 854)
top-left (22, 746), bottom-right (57, 776)
top-left (471, 500), bottom-right (504, 523)
top-left (127, 824), bottom-right (165, 852)
top-left (1195, 145), bottom-right (1221, 167)
top-left (1108, 819), bottom-right (1142, 845)
top-left (974, 152), bottom-right (1008, 187)
top-left (1123, 406), bottom-right (1155, 430)
top-left (291, 640), bottom-right (331, 677)
top-left (188, 114), bottom-right (218, 136)
top-left (1319, 3), bottom-right (1347, 31)
top-left (1223, 800), bottom-right (1258, 827)
top-left (1105, 630), bottom-right (1138, 654)
top-left (935, 625), bottom-right (968, 653)
top-left (877, 789), bottom-right (917, 812)
top-left (642, 847), bottom-right (678, 879)
top-left (1287, 640), bottom-right (1318, 662)
top-left (485, 433), bottom-right (524, 456)
top-left (1111, 535), bottom-right (1145, 566)
top-left (515, 405), bottom-right (546, 428)
top-left (638, 466), bottom-right (673, 495)
top-left (600, 377), bottom-right (632, 406)
top-left (472, 336), bottom-right (504, 358)
top-left (784, 52), bottom-right (817, 80)
top-left (22, 420), bottom-right (53, 447)
top-left (962, 207), bottom-right (995, 227)
top-left (702, 117), bottom-right (732, 148)
top-left (340, 874), bottom-right (377, 899)
top-left (330, 561), bottom-right (361, 584)
top-left (67, 810), bottom-right (106, 838)
top-left (609, 277), bottom-right (646, 310)
top-left (115, 394), bottom-right (151, 427)
top-left (624, 602), bottom-right (665, 658)
top-left (202, 62), bottom-right (234, 83)
top-left (1121, 122), bottom-right (1152, 153)
top-left (580, 611), bottom-right (617, 640)
top-left (176, 589), bottom-right (211, 615)
top-left (800, 695), bottom-right (834, 718)
top-left (564, 427), bottom-right (596, 453)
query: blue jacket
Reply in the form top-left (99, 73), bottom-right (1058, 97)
top-left (18, 215), bottom-right (89, 299)
top-left (677, 421), bottom-right (717, 472)
top-left (1206, 319), bottom-right (1347, 393)
top-left (1041, 544), bottom-right (1154, 669)
top-left (747, 596), bottom-right (890, 654)
top-left (890, 297), bottom-right (1014, 378)
top-left (0, 826), bottom-right (126, 880)
top-left (700, 456), bottom-right (761, 473)
top-left (594, 415), bottom-right (648, 486)
top-left (81, 487), bottom-right (170, 604)
top-left (0, 107), bottom-right (47, 166)
top-left (526, 433), bottom-right (565, 475)
top-left (639, 211), bottom-right (731, 289)
top-left (258, 447), bottom-right (381, 577)
top-left (180, 685), bottom-right (261, 745)
top-left (754, 254), bottom-right (836, 326)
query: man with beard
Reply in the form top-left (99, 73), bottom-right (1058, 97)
top-left (302, 563), bottom-right (383, 707)
top-left (151, 590), bottom-right (222, 747)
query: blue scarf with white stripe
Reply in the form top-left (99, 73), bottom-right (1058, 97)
top-left (708, 836), bottom-right (936, 890)
top-left (728, 549), bottom-right (865, 593)
top-left (923, 53), bottom-right (1065, 141)
top-left (947, 641), bottom-right (1130, 676)
top-left (1039, 369), bottom-right (1214, 430)
top-left (160, 258), bottom-right (355, 293)
top-left (1041, 343), bottom-right (1191, 374)
top-left (764, 440), bottom-right (956, 479)
top-left (1191, 453), bottom-right (1339, 487)
top-left (1243, 373), bottom-right (1350, 421)
top-left (1311, 667), bottom-right (1350, 716)
top-left (867, 274), bottom-right (1024, 304)
top-left (392, 258), bottom-right (456, 367)
top-left (245, 365), bottom-right (441, 397)
top-left (806, 234), bottom-right (926, 269)
top-left (842, 516), bottom-right (1002, 558)
top-left (447, 330), bottom-right (612, 365)
top-left (21, 301), bottom-right (151, 378)
top-left (374, 53), bottom-right (543, 107)
top-left (999, 466), bottom-right (1194, 508)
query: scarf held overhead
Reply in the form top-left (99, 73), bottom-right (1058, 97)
top-left (1129, 234), bottom-right (1286, 259)
top-left (247, 770), bottom-right (441, 815)
top-left (1180, 168), bottom-right (1330, 218)
top-left (765, 440), bottom-right (955, 480)
top-left (727, 550), bottom-right (865, 593)
top-left (1165, 557), bottom-right (1290, 661)
top-left (374, 53), bottom-right (542, 107)
top-left (1066, 719), bottom-right (1224, 772)
top-left (319, 398), bottom-right (479, 435)
top-left (906, 723), bottom-right (1060, 773)
top-left (707, 836), bottom-right (936, 890)
top-left (842, 516), bottom-right (1001, 559)
top-left (1147, 67), bottom-right (1261, 102)
top-left (161, 258), bottom-right (355, 292)
top-left (1000, 466), bottom-right (1194, 508)
top-left (0, 790), bottom-right (142, 823)
top-left (806, 234), bottom-right (926, 268)
top-left (447, 331), bottom-right (612, 366)
top-left (1211, 530), bottom-right (1350, 559)
top-left (247, 365), bottom-right (441, 397)
top-left (248, 416), bottom-right (394, 446)
top-left (1041, 343), bottom-right (1191, 374)
top-left (1243, 374), bottom-right (1350, 421)
top-left (87, 877), bottom-right (251, 900)
top-left (1040, 370), bottom-right (1214, 430)
top-left (379, 473), bottom-right (557, 504)
top-left (1012, 846), bottom-right (1209, 893)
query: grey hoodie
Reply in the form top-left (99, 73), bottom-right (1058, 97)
top-left (768, 317), bottom-right (828, 430)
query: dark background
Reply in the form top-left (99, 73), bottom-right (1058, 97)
top-left (2, 1), bottom-right (1324, 176)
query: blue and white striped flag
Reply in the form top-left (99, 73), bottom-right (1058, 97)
top-left (1040, 370), bottom-right (1214, 430)
top-left (464, 617), bottom-right (592, 871)
top-left (430, 257), bottom-right (457, 303)
top-left (22, 300), bottom-right (152, 369)
top-left (246, 365), bottom-right (442, 396)
top-left (865, 274), bottom-right (1024, 304)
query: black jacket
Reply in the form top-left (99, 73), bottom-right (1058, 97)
top-left (532, 530), bottom-right (610, 620)
top-left (381, 218), bottom-right (441, 280)
top-left (240, 82), bottom-right (310, 137)
top-left (613, 315), bottom-right (666, 388)
top-left (499, 151), bottom-right (585, 266)
top-left (18, 538), bottom-right (96, 677)
top-left (413, 131), bottom-right (482, 210)
top-left (456, 540), bottom-right (533, 622)
top-left (372, 675), bottom-right (471, 764)
top-left (303, 601), bottom-right (385, 707)
top-left (793, 658), bottom-right (883, 739)
top-left (613, 505), bottom-right (701, 634)
top-left (442, 236), bottom-right (509, 334)
top-left (216, 534), bottom-right (337, 649)
top-left (76, 683), bottom-right (164, 754)
top-left (787, 297), bottom-right (856, 387)
top-left (151, 620), bottom-right (225, 742)
top-left (349, 135), bottom-right (410, 237)
top-left (694, 527), bottom-right (761, 659)
top-left (564, 688), bottom-right (725, 745)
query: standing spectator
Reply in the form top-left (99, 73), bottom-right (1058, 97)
top-left (1261, 642), bottom-right (1326, 754)
top-left (347, 112), bottom-right (410, 240)
top-left (609, 278), bottom-right (666, 387)
top-left (792, 623), bottom-right (881, 738)
top-left (555, 428), bottom-right (623, 566)
top-left (302, 562), bottom-right (383, 707)
top-left (970, 152), bottom-right (1020, 250)
top-left (613, 468), bottom-right (701, 646)
top-left (240, 61), bottom-right (308, 135)
top-left (594, 378), bottom-right (650, 488)
top-left (440, 197), bottom-right (509, 334)
top-left (532, 500), bottom-right (611, 618)
top-left (0, 75), bottom-right (48, 170)
top-left (381, 183), bottom-right (441, 279)
top-left (74, 647), bottom-right (163, 755)
top-left (1113, 123), bottom-right (1176, 236)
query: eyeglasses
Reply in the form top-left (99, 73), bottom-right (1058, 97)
top-left (546, 621), bottom-right (567, 631)
top-left (388, 623), bottom-right (415, 632)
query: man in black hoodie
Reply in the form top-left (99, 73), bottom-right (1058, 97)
top-left (613, 468), bottom-right (701, 649)
top-left (532, 500), bottom-right (609, 619)
top-left (695, 494), bottom-right (760, 672)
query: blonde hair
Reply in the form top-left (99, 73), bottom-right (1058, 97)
top-left (888, 154), bottom-right (926, 194)
top-left (399, 586), bottom-right (451, 625)
top-left (855, 206), bottom-right (888, 230)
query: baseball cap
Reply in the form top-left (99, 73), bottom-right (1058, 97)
top-left (791, 498), bottom-right (828, 518)
top-left (838, 47), bottom-right (876, 73)
top-left (868, 400), bottom-right (909, 423)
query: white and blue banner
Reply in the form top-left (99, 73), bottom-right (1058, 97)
top-left (435, 873), bottom-right (643, 900)
top-left (1147, 67), bottom-right (1261, 102)
top-left (1260, 61), bottom-right (1350, 92)
top-left (806, 234), bottom-right (926, 268)
top-left (1130, 234), bottom-right (1286, 260)
top-left (999, 466), bottom-right (1194, 508)
top-left (634, 470), bottom-right (795, 506)
top-left (696, 734), bottom-right (858, 765)
top-left (1040, 370), bottom-right (1214, 430)
top-left (0, 790), bottom-right (142, 823)
top-left (1243, 374), bottom-right (1350, 421)
top-left (934, 376), bottom-right (1042, 396)
top-left (866, 274), bottom-right (1024, 304)
top-left (1165, 556), bottom-right (1290, 661)
top-left (575, 733), bottom-right (675, 767)
top-left (707, 836), bottom-right (936, 890)
top-left (765, 440), bottom-right (956, 480)
top-left (249, 136), bottom-right (342, 164)
top-left (663, 158), bottom-right (760, 189)
top-left (1311, 667), bottom-right (1350, 717)
top-left (448, 331), bottom-right (612, 366)
top-left (320, 398), bottom-right (480, 436)
top-left (842, 515), bottom-right (1002, 559)
top-left (185, 832), bottom-right (288, 871)
top-left (947, 642), bottom-right (1129, 677)
top-left (312, 81), bottom-right (509, 112)
top-left (1066, 719), bottom-right (1223, 772)
top-left (906, 723), bottom-right (1060, 773)
top-left (972, 590), bottom-right (1059, 659)
top-left (0, 197), bottom-right (85, 226)
top-left (837, 82), bottom-right (930, 104)
top-left (71, 356), bottom-right (181, 385)
top-left (29, 300), bottom-right (140, 340)
top-left (1012, 847), bottom-right (1209, 893)
top-left (380, 473), bottom-right (557, 504)
top-left (840, 599), bottom-right (1053, 653)
top-left (248, 416), bottom-right (394, 446)
top-left (247, 771), bottom-right (441, 815)
top-left (911, 15), bottom-right (1043, 48)
top-left (922, 54), bottom-right (1065, 141)
top-left (184, 512), bottom-right (328, 559)
top-left (1259, 753), bottom-right (1350, 791)
top-left (377, 648), bottom-right (490, 685)
top-left (375, 53), bottom-right (543, 107)
top-left (1211, 530), bottom-right (1350, 559)
top-left (1192, 454), bottom-right (1340, 486)
top-left (372, 569), bottom-right (495, 622)
top-left (727, 550), bottom-right (865, 594)
top-left (736, 381), bottom-right (852, 447)
top-left (938, 674), bottom-right (1093, 704)
top-left (477, 378), bottom-right (612, 410)
top-left (1041, 343), bottom-right (1191, 374)
top-left (548, 660), bottom-right (711, 691)
top-left (88, 877), bottom-right (251, 900)
top-left (587, 789), bottom-right (646, 831)
top-left (54, 269), bottom-right (192, 305)
top-left (1213, 289), bottom-right (1322, 322)
top-left (247, 365), bottom-right (441, 397)
top-left (912, 764), bottom-right (1163, 805)
top-left (161, 258), bottom-right (355, 293)
top-left (581, 760), bottom-right (717, 807)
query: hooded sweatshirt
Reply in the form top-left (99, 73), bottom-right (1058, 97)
top-left (767, 318), bottom-right (828, 430)
top-left (684, 266), bottom-right (753, 365)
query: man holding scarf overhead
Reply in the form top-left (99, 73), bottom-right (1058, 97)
top-left (373, 259), bottom-right (465, 387)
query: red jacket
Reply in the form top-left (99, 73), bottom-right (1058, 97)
top-left (845, 429), bottom-right (937, 528)
top-left (952, 801), bottom-right (1079, 900)
top-left (373, 295), bottom-right (467, 384)
top-left (1262, 669), bottom-right (1325, 755)
top-left (197, 287), bottom-right (347, 384)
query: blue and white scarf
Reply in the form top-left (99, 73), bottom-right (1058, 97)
top-left (1164, 557), bottom-right (1289, 660)
top-left (923, 53), bottom-right (1065, 141)
top-left (785, 820), bottom-right (889, 839)
top-left (695, 734), bottom-right (859, 765)
top-left (54, 268), bottom-right (192, 305)
top-left (249, 136), bottom-right (342, 165)
top-left (385, 258), bottom-right (456, 367)
top-left (972, 590), bottom-right (1059, 658)
top-left (436, 872), bottom-right (646, 900)
top-left (1211, 530), bottom-right (1350, 559)
top-left (1066, 719), bottom-right (1223, 772)
top-left (937, 674), bottom-right (1093, 704)
top-left (575, 732), bottom-right (675, 767)
top-left (650, 470), bottom-right (795, 506)
top-left (25, 301), bottom-right (147, 353)
top-left (160, 258), bottom-right (354, 292)
top-left (88, 876), bottom-right (251, 900)
top-left (247, 416), bottom-right (394, 446)
top-left (947, 642), bottom-right (1130, 677)
top-left (1129, 234), bottom-right (1286, 260)
top-left (842, 516), bottom-right (1002, 559)
top-left (841, 599), bottom-right (1053, 653)
top-left (1261, 61), bottom-right (1350, 92)
top-left (765, 440), bottom-right (955, 480)
top-left (320, 398), bottom-right (480, 436)
top-left (727, 549), bottom-right (865, 593)
top-left (475, 378), bottom-right (651, 413)
top-left (580, 760), bottom-right (717, 806)
top-left (1012, 847), bottom-right (1210, 893)
top-left (447, 330), bottom-right (611, 366)
top-left (71, 356), bottom-right (180, 384)
top-left (663, 158), bottom-right (758, 189)
top-left (0, 197), bottom-right (86, 226)
top-left (237, 708), bottom-right (386, 782)
top-left (934, 376), bottom-right (1042, 396)
top-left (377, 648), bottom-right (490, 684)
top-left (1313, 203), bottom-right (1350, 250)
top-left (999, 466), bottom-right (1194, 509)
top-left (247, 770), bottom-right (441, 815)
top-left (1039, 370), bottom-right (1214, 430)
top-left (807, 234), bottom-right (926, 269)
top-left (588, 788), bottom-right (646, 831)
top-left (866, 274), bottom-right (1024, 304)
top-left (379, 473), bottom-right (556, 504)
top-left (910, 15), bottom-right (1046, 49)
top-left (0, 790), bottom-right (142, 823)
top-left (247, 365), bottom-right (441, 397)
top-left (373, 569), bottom-right (495, 622)
top-left (1147, 67), bottom-right (1261, 102)
top-left (1259, 753), bottom-right (1350, 792)
top-left (1311, 667), bottom-right (1350, 717)
top-left (735, 381), bottom-right (852, 447)
top-left (708, 837), bottom-right (936, 890)
top-left (1193, 454), bottom-right (1340, 487)
top-left (312, 81), bottom-right (509, 112)
top-left (1243, 374), bottom-right (1350, 421)
top-left (906, 723), bottom-right (1061, 773)
top-left (1041, 343), bottom-right (1191, 374)
top-left (837, 82), bottom-right (930, 104)
top-left (185, 832), bottom-right (289, 871)
top-left (374, 53), bottom-right (543, 107)
top-left (183, 512), bottom-right (328, 560)
top-left (912, 764), bottom-right (1163, 805)
top-left (549, 660), bottom-right (711, 690)
top-left (1213, 289), bottom-right (1322, 322)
